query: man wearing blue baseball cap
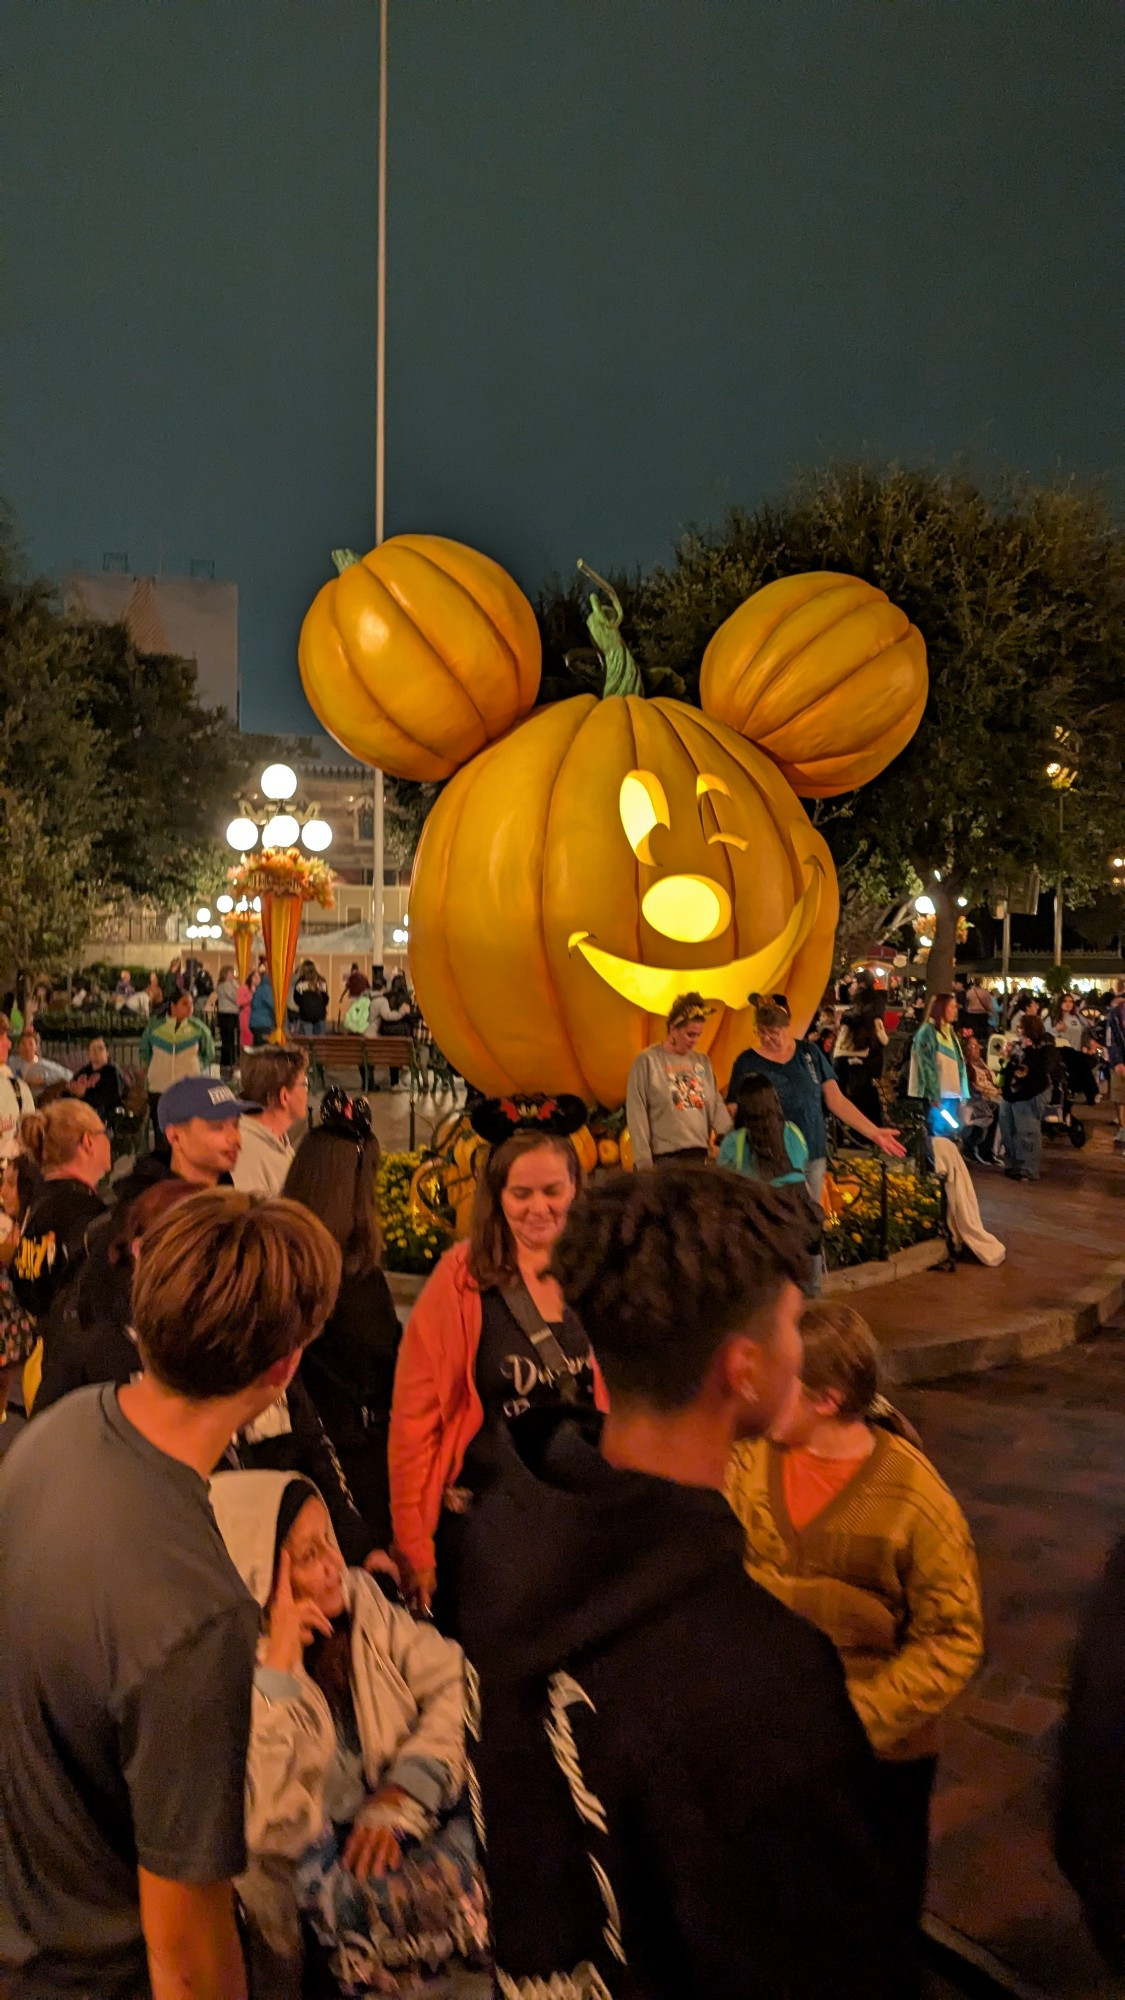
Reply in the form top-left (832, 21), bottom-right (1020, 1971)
top-left (158, 1076), bottom-right (253, 1188)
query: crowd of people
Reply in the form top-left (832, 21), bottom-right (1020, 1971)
top-left (0, 966), bottom-right (1122, 1998)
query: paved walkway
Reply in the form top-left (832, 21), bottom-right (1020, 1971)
top-left (852, 1105), bottom-right (1125, 1382)
top-left (901, 1328), bottom-right (1125, 1999)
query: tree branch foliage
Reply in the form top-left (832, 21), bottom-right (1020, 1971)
top-left (0, 514), bottom-right (240, 979)
top-left (537, 465), bottom-right (1125, 987)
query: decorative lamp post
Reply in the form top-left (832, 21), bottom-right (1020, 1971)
top-left (226, 765), bottom-right (335, 1040)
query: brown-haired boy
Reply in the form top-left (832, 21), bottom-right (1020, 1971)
top-left (0, 1190), bottom-right (341, 2000)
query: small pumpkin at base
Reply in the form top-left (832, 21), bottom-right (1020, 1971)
top-left (597, 1137), bottom-right (620, 1167)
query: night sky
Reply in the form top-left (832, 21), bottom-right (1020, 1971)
top-left (5, 0), bottom-right (1121, 731)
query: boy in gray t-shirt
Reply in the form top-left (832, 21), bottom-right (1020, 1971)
top-left (0, 1189), bottom-right (342, 2000)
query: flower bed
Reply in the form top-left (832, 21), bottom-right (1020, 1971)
top-left (376, 1151), bottom-right (449, 1275)
top-left (822, 1156), bottom-right (943, 1270)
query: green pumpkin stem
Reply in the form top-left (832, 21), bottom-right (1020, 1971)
top-left (332, 548), bottom-right (362, 574)
top-left (577, 558), bottom-right (644, 698)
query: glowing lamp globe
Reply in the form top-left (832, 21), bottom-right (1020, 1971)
top-left (261, 814), bottom-right (300, 848)
top-left (261, 763), bottom-right (298, 802)
top-left (300, 818), bottom-right (333, 853)
top-left (216, 894), bottom-right (234, 914)
top-left (195, 907), bottom-right (211, 924)
top-left (227, 817), bottom-right (258, 852)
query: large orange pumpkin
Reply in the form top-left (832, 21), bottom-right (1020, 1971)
top-left (408, 688), bottom-right (837, 1105)
top-left (298, 545), bottom-right (927, 1104)
top-left (699, 572), bottom-right (927, 797)
top-left (298, 536), bottom-right (541, 780)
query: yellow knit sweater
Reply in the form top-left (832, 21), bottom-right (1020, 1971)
top-left (724, 1430), bottom-right (983, 1759)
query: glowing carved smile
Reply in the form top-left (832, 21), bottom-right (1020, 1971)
top-left (568, 862), bottom-right (823, 1015)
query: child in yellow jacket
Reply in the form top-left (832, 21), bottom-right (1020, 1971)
top-left (725, 1299), bottom-right (983, 1929)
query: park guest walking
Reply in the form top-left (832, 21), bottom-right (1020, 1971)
top-left (458, 1167), bottom-right (912, 1999)
top-left (210, 1470), bottom-right (487, 1997)
top-left (908, 992), bottom-right (970, 1140)
top-left (215, 963), bottom-right (242, 1068)
top-left (389, 1094), bottom-right (607, 1623)
top-left (233, 1047), bottom-right (310, 1196)
top-left (0, 1015), bottom-right (33, 1161)
top-left (284, 1091), bottom-right (403, 1547)
top-left (139, 989), bottom-right (216, 1148)
top-left (729, 993), bottom-right (905, 1210)
top-left (625, 991), bottom-right (731, 1168)
top-left (999, 1014), bottom-right (1053, 1181)
top-left (726, 1300), bottom-right (983, 1932)
top-left (0, 1191), bottom-right (342, 2000)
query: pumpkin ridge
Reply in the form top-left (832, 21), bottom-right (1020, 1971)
top-left (752, 625), bottom-right (916, 754)
top-left (416, 742), bottom-right (520, 1090)
top-left (541, 701), bottom-right (611, 1100)
top-left (727, 583), bottom-right (889, 716)
top-left (393, 537), bottom-right (531, 694)
top-left (339, 563), bottom-right (488, 760)
top-left (362, 559), bottom-right (493, 735)
top-left (377, 543), bottom-right (522, 714)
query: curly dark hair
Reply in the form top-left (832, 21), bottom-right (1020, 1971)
top-left (552, 1165), bottom-right (812, 1410)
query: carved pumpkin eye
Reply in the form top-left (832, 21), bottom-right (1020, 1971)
top-left (696, 774), bottom-right (748, 851)
top-left (619, 770), bottom-right (670, 865)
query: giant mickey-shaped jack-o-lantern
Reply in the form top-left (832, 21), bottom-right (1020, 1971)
top-left (300, 547), bottom-right (927, 1106)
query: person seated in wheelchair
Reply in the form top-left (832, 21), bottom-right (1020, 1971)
top-left (211, 1470), bottom-right (487, 1999)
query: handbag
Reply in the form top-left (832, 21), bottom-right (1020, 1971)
top-left (0, 1266), bottom-right (36, 1369)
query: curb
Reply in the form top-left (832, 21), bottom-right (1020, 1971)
top-left (882, 1256), bottom-right (1125, 1386)
top-left (824, 1237), bottom-right (949, 1296)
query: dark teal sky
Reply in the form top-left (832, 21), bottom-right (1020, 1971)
top-left (5, 0), bottom-right (1121, 732)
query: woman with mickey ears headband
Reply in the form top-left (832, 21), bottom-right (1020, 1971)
top-left (625, 990), bottom-right (733, 1170)
top-left (388, 1094), bottom-right (609, 1624)
top-left (283, 1090), bottom-right (403, 1549)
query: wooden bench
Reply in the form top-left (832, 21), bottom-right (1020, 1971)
top-left (289, 1034), bottom-right (419, 1146)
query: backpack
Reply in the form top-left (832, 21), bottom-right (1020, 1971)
top-left (345, 995), bottom-right (371, 1034)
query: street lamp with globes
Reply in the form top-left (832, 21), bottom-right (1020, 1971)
top-left (225, 763), bottom-right (334, 857)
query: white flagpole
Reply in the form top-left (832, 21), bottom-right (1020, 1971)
top-left (372, 0), bottom-right (388, 974)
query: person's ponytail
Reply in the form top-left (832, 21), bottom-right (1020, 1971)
top-left (18, 1110), bottom-right (48, 1168)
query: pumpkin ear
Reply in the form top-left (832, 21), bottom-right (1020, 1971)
top-left (698, 572), bottom-right (927, 798)
top-left (298, 535), bottom-right (542, 782)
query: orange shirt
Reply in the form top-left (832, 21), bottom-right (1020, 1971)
top-left (782, 1446), bottom-right (873, 1532)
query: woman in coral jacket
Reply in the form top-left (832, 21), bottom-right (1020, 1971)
top-left (389, 1094), bottom-right (608, 1627)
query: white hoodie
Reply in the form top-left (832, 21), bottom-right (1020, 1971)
top-left (209, 1471), bottom-right (466, 1964)
top-left (0, 1066), bottom-right (33, 1161)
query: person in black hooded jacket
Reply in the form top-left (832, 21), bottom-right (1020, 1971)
top-left (459, 1164), bottom-right (914, 2000)
top-left (1055, 1535), bottom-right (1125, 1974)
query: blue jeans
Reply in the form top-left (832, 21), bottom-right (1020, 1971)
top-left (998, 1091), bottom-right (1050, 1177)
top-left (292, 1017), bottom-right (326, 1036)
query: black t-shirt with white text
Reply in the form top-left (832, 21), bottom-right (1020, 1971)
top-left (474, 1288), bottom-right (595, 1428)
top-left (0, 1385), bottom-right (259, 1998)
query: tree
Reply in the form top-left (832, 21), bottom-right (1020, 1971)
top-left (539, 467), bottom-right (1125, 993)
top-left (0, 511), bottom-right (243, 984)
top-left (78, 620), bottom-right (240, 909)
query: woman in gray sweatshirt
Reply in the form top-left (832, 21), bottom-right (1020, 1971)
top-left (625, 991), bottom-right (732, 1169)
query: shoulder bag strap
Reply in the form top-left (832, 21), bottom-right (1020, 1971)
top-left (502, 1276), bottom-right (573, 1379)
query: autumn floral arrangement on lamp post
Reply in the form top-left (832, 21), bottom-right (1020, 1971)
top-left (227, 850), bottom-right (334, 1042)
top-left (221, 902), bottom-right (259, 986)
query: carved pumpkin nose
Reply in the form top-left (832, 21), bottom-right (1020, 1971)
top-left (641, 873), bottom-right (732, 944)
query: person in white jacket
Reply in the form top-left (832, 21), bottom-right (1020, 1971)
top-left (0, 1014), bottom-right (33, 1161)
top-left (210, 1470), bottom-right (486, 1998)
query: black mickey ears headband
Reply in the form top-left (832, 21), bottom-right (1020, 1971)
top-left (319, 1086), bottom-right (374, 1146)
top-left (469, 1093), bottom-right (588, 1147)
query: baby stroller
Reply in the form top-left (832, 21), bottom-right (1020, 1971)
top-left (1041, 1049), bottom-right (1087, 1149)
